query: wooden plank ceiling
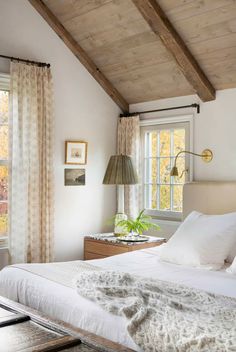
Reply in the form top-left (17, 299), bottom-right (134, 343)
top-left (36, 0), bottom-right (236, 106)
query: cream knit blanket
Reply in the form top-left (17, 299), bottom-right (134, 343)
top-left (74, 270), bottom-right (236, 352)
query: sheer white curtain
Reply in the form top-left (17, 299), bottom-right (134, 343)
top-left (9, 62), bottom-right (54, 263)
top-left (117, 115), bottom-right (140, 219)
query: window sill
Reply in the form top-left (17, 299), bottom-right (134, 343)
top-left (0, 237), bottom-right (8, 251)
top-left (152, 217), bottom-right (181, 226)
top-left (0, 247), bottom-right (8, 251)
top-left (145, 209), bottom-right (182, 222)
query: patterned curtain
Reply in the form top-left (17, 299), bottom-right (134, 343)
top-left (9, 62), bottom-right (54, 264)
top-left (117, 115), bottom-right (140, 219)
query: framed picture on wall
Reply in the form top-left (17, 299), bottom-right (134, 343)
top-left (64, 168), bottom-right (85, 186)
top-left (65, 141), bottom-right (88, 165)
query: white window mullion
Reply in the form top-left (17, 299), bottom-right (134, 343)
top-left (148, 133), bottom-right (152, 209)
top-left (170, 129), bottom-right (174, 211)
top-left (157, 131), bottom-right (160, 211)
top-left (144, 132), bottom-right (148, 208)
top-left (156, 130), bottom-right (158, 210)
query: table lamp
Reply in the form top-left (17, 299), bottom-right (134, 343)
top-left (103, 154), bottom-right (138, 235)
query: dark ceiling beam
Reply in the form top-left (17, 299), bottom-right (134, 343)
top-left (132, 0), bottom-right (216, 102)
top-left (28, 0), bottom-right (129, 112)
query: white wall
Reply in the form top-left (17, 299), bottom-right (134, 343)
top-left (0, 0), bottom-right (120, 267)
top-left (130, 88), bottom-right (236, 181)
top-left (1, 0), bottom-right (236, 265)
top-left (130, 88), bottom-right (236, 237)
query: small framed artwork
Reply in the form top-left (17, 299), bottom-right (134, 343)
top-left (65, 141), bottom-right (88, 165)
top-left (65, 168), bottom-right (85, 186)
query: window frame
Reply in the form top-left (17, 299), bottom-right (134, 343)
top-left (140, 114), bottom-right (193, 221)
top-left (0, 73), bottom-right (10, 248)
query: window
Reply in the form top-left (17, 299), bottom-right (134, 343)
top-left (0, 74), bottom-right (10, 246)
top-left (141, 117), bottom-right (192, 220)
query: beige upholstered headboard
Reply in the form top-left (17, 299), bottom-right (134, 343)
top-left (183, 182), bottom-right (236, 219)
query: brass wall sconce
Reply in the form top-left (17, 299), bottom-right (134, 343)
top-left (170, 149), bottom-right (213, 177)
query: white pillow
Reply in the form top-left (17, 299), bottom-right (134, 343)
top-left (160, 211), bottom-right (236, 270)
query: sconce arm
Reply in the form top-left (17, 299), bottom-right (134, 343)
top-left (173, 150), bottom-right (203, 167)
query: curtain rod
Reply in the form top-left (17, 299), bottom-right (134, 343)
top-left (0, 54), bottom-right (50, 68)
top-left (120, 103), bottom-right (200, 117)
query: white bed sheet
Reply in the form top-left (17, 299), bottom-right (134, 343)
top-left (0, 246), bottom-right (236, 351)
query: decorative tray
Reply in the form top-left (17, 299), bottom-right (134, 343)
top-left (117, 236), bottom-right (149, 242)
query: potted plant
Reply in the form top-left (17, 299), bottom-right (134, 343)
top-left (117, 209), bottom-right (160, 236)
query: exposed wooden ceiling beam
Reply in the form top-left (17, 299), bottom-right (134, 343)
top-left (28, 0), bottom-right (129, 112)
top-left (132, 0), bottom-right (216, 102)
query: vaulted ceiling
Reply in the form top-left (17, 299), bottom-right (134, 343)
top-left (29, 0), bottom-right (236, 112)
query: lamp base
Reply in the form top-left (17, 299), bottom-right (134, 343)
top-left (114, 213), bottom-right (127, 237)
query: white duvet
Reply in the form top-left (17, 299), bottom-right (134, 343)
top-left (0, 246), bottom-right (236, 351)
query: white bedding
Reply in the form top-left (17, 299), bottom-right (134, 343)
top-left (0, 246), bottom-right (236, 351)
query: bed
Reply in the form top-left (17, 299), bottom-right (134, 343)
top-left (1, 182), bottom-right (236, 351)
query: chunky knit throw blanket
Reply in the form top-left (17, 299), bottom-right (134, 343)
top-left (74, 270), bottom-right (236, 352)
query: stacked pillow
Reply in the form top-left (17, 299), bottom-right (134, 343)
top-left (160, 211), bottom-right (236, 270)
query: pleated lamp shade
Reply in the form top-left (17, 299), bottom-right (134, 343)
top-left (103, 155), bottom-right (138, 185)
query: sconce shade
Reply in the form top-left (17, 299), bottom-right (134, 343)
top-left (170, 166), bottom-right (179, 177)
top-left (103, 155), bottom-right (138, 185)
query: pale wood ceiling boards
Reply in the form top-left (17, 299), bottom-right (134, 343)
top-left (131, 0), bottom-right (215, 101)
top-left (30, 1), bottom-right (236, 105)
top-left (157, 0), bottom-right (236, 92)
top-left (29, 0), bottom-right (129, 112)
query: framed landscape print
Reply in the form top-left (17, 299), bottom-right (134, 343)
top-left (65, 141), bottom-right (87, 165)
top-left (64, 169), bottom-right (85, 186)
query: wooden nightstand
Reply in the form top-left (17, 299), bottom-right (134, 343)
top-left (84, 234), bottom-right (166, 260)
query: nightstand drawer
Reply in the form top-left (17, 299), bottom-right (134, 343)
top-left (84, 252), bottom-right (107, 260)
top-left (85, 240), bottom-right (129, 257)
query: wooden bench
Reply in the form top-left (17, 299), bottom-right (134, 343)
top-left (0, 295), bottom-right (133, 352)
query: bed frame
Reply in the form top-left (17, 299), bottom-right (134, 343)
top-left (183, 181), bottom-right (236, 219)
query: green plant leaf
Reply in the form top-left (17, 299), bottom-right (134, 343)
top-left (115, 209), bottom-right (160, 235)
